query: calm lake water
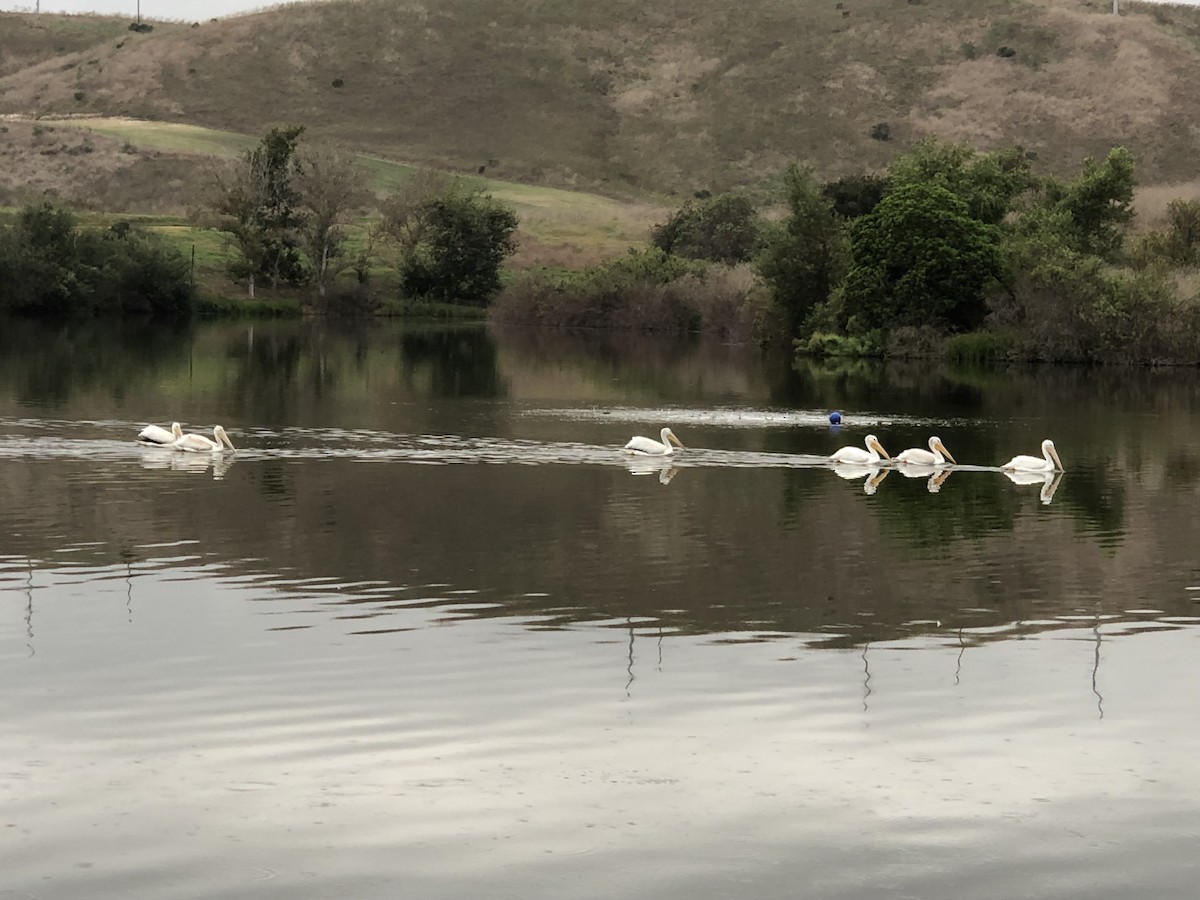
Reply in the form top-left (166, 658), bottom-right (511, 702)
top-left (2, 318), bottom-right (1199, 899)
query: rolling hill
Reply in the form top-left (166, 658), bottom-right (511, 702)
top-left (2, 0), bottom-right (1200, 206)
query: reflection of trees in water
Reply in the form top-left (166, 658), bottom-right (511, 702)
top-left (0, 317), bottom-right (193, 407)
top-left (399, 325), bottom-right (504, 398)
top-left (225, 327), bottom-right (306, 424)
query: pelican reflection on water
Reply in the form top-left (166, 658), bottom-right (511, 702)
top-left (137, 445), bottom-right (236, 480)
top-left (898, 463), bottom-right (953, 493)
top-left (625, 457), bottom-right (680, 485)
top-left (831, 463), bottom-right (890, 495)
top-left (1005, 468), bottom-right (1063, 505)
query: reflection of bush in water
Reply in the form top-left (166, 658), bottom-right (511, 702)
top-left (400, 326), bottom-right (503, 399)
top-left (0, 317), bottom-right (193, 407)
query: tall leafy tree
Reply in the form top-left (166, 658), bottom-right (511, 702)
top-left (210, 125), bottom-right (308, 297)
top-left (756, 163), bottom-right (848, 338)
top-left (293, 144), bottom-right (365, 308)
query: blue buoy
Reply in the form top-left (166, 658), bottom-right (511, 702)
top-left (829, 411), bottom-right (842, 425)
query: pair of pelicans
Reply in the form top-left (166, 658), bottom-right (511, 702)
top-left (623, 426), bottom-right (1064, 474)
top-left (137, 422), bottom-right (236, 453)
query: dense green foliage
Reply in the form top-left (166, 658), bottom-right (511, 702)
top-left (650, 193), bottom-right (762, 264)
top-left (841, 181), bottom-right (1004, 334)
top-left (397, 191), bottom-right (518, 306)
top-left (755, 164), bottom-right (848, 338)
top-left (757, 140), bottom-right (1200, 365)
top-left (210, 125), bottom-right (309, 295)
top-left (0, 203), bottom-right (194, 316)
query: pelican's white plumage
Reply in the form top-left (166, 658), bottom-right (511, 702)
top-left (172, 425), bottom-right (236, 453)
top-left (896, 436), bottom-right (956, 467)
top-left (138, 422), bottom-right (183, 445)
top-left (830, 434), bottom-right (890, 465)
top-left (622, 427), bottom-right (684, 456)
top-left (1002, 439), bottom-right (1062, 473)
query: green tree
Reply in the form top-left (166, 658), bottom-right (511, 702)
top-left (756, 163), bottom-right (848, 338)
top-left (842, 181), bottom-right (1004, 333)
top-left (821, 173), bottom-right (890, 219)
top-left (888, 138), bottom-right (1033, 225)
top-left (1041, 147), bottom-right (1135, 258)
top-left (210, 125), bottom-right (308, 296)
top-left (650, 193), bottom-right (762, 264)
top-left (398, 190), bottom-right (519, 306)
top-left (293, 144), bottom-right (365, 308)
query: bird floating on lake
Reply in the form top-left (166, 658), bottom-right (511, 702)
top-left (896, 436), bottom-right (956, 467)
top-left (830, 434), bottom-right (890, 465)
top-left (172, 425), bottom-right (236, 454)
top-left (1002, 439), bottom-right (1062, 473)
top-left (622, 427), bottom-right (685, 456)
top-left (138, 422), bottom-right (183, 445)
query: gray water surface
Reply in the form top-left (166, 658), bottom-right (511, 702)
top-left (2, 320), bottom-right (1199, 899)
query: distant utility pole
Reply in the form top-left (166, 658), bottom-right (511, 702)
top-left (1113, 0), bottom-right (1118, 13)
top-left (137, 1), bottom-right (141, 23)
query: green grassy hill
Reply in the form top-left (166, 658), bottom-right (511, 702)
top-left (3, 0), bottom-right (1200, 202)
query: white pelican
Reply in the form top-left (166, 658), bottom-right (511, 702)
top-left (172, 425), bottom-right (236, 453)
top-left (896, 436), bottom-right (956, 467)
top-left (622, 427), bottom-right (684, 456)
top-left (830, 434), bottom-right (890, 465)
top-left (1002, 439), bottom-right (1062, 473)
top-left (138, 422), bottom-right (183, 445)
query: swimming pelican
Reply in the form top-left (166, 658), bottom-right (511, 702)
top-left (138, 422), bottom-right (183, 445)
top-left (896, 436), bottom-right (956, 467)
top-left (830, 434), bottom-right (890, 465)
top-left (622, 427), bottom-right (684, 456)
top-left (172, 425), bottom-right (236, 453)
top-left (1002, 439), bottom-right (1062, 473)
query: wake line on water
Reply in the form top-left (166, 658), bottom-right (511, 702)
top-left (523, 406), bottom-right (969, 429)
top-left (0, 433), bottom-right (836, 470)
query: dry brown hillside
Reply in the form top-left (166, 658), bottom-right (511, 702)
top-left (1, 0), bottom-right (1200, 198)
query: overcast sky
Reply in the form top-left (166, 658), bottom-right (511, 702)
top-left (3, 0), bottom-right (1199, 19)
top-left (2, 1), bottom-right (303, 19)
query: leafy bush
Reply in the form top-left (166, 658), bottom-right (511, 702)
top-left (0, 203), bottom-right (195, 317)
top-left (944, 330), bottom-right (1015, 364)
top-left (797, 331), bottom-right (880, 358)
top-left (490, 248), bottom-right (762, 334)
top-left (650, 193), bottom-right (762, 264)
top-left (396, 190), bottom-right (518, 307)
